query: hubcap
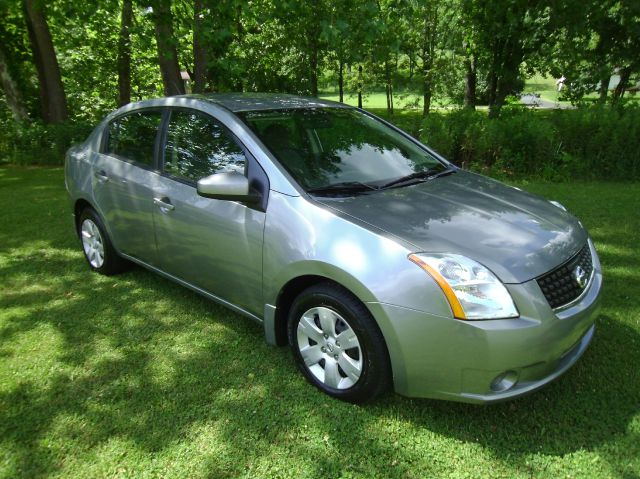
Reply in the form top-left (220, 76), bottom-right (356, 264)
top-left (296, 306), bottom-right (363, 389)
top-left (81, 219), bottom-right (105, 268)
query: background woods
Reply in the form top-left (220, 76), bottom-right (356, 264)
top-left (0, 0), bottom-right (639, 178)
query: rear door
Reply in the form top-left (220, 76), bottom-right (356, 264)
top-left (152, 109), bottom-right (267, 315)
top-left (93, 110), bottom-right (163, 265)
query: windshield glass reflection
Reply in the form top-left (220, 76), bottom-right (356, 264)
top-left (239, 108), bottom-right (443, 190)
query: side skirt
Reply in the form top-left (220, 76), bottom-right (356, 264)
top-left (120, 253), bottom-right (263, 325)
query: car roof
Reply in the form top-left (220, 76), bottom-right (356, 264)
top-left (187, 92), bottom-right (349, 112)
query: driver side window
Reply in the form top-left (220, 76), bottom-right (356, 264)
top-left (163, 110), bottom-right (247, 183)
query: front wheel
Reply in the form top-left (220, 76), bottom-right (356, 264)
top-left (287, 282), bottom-right (391, 403)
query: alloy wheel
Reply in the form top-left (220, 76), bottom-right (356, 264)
top-left (81, 219), bottom-right (105, 268)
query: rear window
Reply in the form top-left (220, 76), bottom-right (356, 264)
top-left (105, 110), bottom-right (162, 167)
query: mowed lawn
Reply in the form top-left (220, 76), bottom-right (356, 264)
top-left (319, 91), bottom-right (426, 110)
top-left (1, 167), bottom-right (639, 479)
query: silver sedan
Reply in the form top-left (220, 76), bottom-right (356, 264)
top-left (65, 93), bottom-right (602, 403)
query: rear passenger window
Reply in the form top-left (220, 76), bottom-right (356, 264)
top-left (106, 111), bottom-right (162, 167)
top-left (163, 110), bottom-right (247, 182)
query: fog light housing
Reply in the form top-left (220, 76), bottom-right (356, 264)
top-left (490, 370), bottom-right (518, 392)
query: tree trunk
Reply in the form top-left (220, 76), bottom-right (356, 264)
top-left (385, 84), bottom-right (390, 111)
top-left (309, 31), bottom-right (319, 96)
top-left (490, 68), bottom-right (518, 119)
top-left (0, 46), bottom-right (28, 121)
top-left (422, 80), bottom-right (431, 117)
top-left (385, 60), bottom-right (393, 114)
top-left (487, 70), bottom-right (498, 113)
top-left (463, 53), bottom-right (476, 110)
top-left (357, 65), bottom-right (363, 108)
top-left (408, 51), bottom-right (414, 79)
top-left (193, 0), bottom-right (206, 93)
top-left (117, 0), bottom-right (133, 106)
top-left (420, 14), bottom-right (435, 117)
top-left (598, 72), bottom-right (610, 104)
top-left (489, 38), bottom-right (523, 119)
top-left (234, 3), bottom-right (243, 91)
top-left (23, 0), bottom-right (68, 123)
top-left (489, 81), bottom-right (509, 119)
top-left (152, 0), bottom-right (185, 96)
top-left (421, 50), bottom-right (432, 117)
top-left (490, 67), bottom-right (518, 118)
top-left (612, 67), bottom-right (631, 102)
top-left (338, 60), bottom-right (344, 103)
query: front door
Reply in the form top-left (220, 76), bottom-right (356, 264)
top-left (152, 109), bottom-right (266, 315)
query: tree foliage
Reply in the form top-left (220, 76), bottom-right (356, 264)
top-left (0, 0), bottom-right (638, 125)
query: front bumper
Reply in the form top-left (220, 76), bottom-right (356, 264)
top-left (367, 257), bottom-right (602, 404)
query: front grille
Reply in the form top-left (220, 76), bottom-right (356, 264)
top-left (537, 244), bottom-right (593, 309)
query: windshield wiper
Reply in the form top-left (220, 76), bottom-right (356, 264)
top-left (381, 166), bottom-right (456, 190)
top-left (307, 181), bottom-right (379, 196)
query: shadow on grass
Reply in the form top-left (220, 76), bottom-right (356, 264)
top-left (1, 167), bottom-right (639, 477)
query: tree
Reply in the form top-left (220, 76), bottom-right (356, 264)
top-left (271, 0), bottom-right (330, 97)
top-left (191, 0), bottom-right (240, 92)
top-left (118, 0), bottom-right (133, 106)
top-left (370, 0), bottom-right (402, 114)
top-left (0, 20), bottom-right (28, 121)
top-left (538, 0), bottom-right (639, 104)
top-left (150, 0), bottom-right (185, 96)
top-left (323, 0), bottom-right (377, 103)
top-left (23, 0), bottom-right (68, 122)
top-left (192, 0), bottom-right (206, 92)
top-left (404, 0), bottom-right (448, 116)
top-left (462, 47), bottom-right (477, 110)
top-left (459, 12), bottom-right (478, 110)
top-left (463, 0), bottom-right (550, 118)
top-left (306, 14), bottom-right (321, 97)
top-left (612, 0), bottom-right (640, 102)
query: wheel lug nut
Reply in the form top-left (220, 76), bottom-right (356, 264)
top-left (323, 334), bottom-right (329, 339)
top-left (335, 341), bottom-right (340, 347)
top-left (334, 354), bottom-right (338, 360)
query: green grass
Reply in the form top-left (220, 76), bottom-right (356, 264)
top-left (522, 75), bottom-right (571, 106)
top-left (321, 75), bottom-right (640, 109)
top-left (508, 74), bottom-right (639, 106)
top-left (520, 74), bottom-right (571, 106)
top-left (1, 166), bottom-right (639, 478)
top-left (319, 91), bottom-right (426, 110)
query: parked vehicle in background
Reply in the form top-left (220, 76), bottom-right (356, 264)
top-left (65, 93), bottom-right (602, 403)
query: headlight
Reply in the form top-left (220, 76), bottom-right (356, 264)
top-left (408, 253), bottom-right (519, 320)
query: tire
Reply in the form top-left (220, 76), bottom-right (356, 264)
top-left (77, 207), bottom-right (128, 275)
top-left (287, 282), bottom-right (391, 403)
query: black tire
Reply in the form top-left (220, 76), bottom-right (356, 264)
top-left (77, 207), bottom-right (129, 275)
top-left (287, 282), bottom-right (391, 403)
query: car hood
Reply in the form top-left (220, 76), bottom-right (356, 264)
top-left (315, 170), bottom-right (587, 283)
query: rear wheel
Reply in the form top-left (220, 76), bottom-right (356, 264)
top-left (77, 208), bottom-right (128, 275)
top-left (287, 282), bottom-right (391, 403)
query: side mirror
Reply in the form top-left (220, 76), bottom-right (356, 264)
top-left (197, 171), bottom-right (260, 203)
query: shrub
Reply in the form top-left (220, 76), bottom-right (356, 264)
top-left (550, 105), bottom-right (640, 180)
top-left (420, 105), bottom-right (640, 181)
top-left (1, 105), bottom-right (639, 182)
top-left (0, 119), bottom-right (93, 166)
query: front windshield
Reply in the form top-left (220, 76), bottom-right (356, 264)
top-left (238, 107), bottom-right (444, 190)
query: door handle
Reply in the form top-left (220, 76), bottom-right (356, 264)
top-left (94, 169), bottom-right (109, 183)
top-left (153, 197), bottom-right (175, 212)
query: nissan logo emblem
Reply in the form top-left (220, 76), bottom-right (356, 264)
top-left (574, 265), bottom-right (588, 289)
